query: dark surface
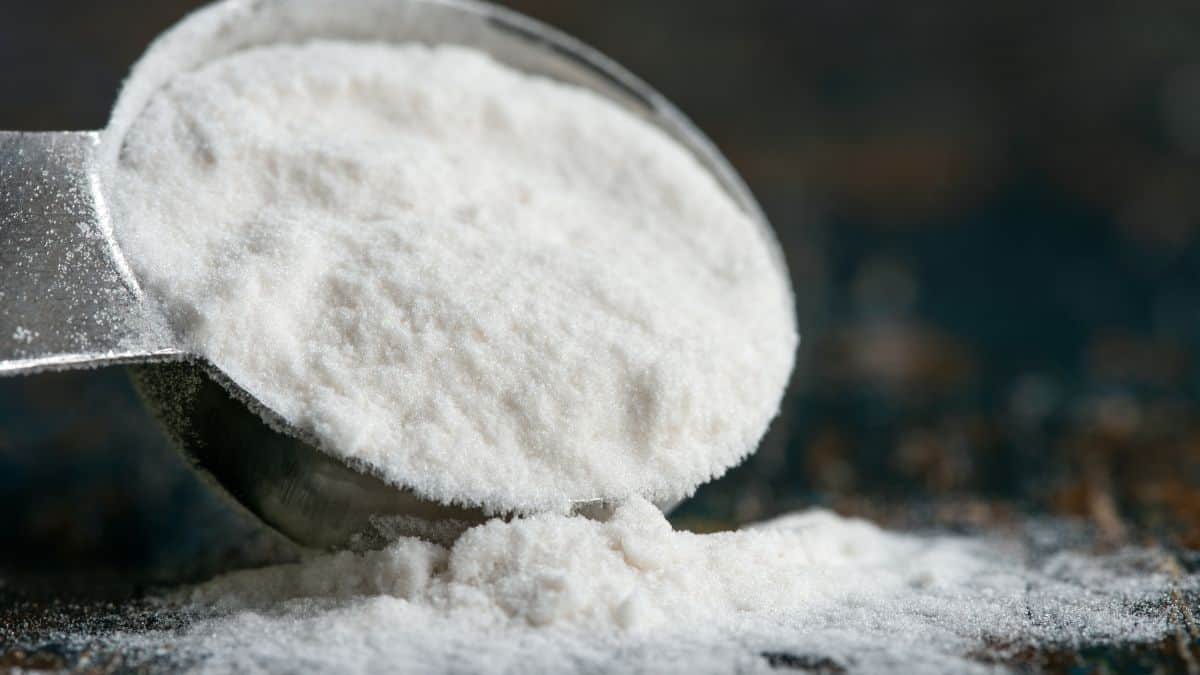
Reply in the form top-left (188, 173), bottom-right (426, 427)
top-left (2, 0), bottom-right (1200, 671)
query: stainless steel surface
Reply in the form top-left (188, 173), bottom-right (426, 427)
top-left (0, 131), bottom-right (180, 375)
top-left (0, 0), bottom-right (778, 550)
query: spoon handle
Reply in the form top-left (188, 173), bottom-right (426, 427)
top-left (0, 131), bottom-right (181, 376)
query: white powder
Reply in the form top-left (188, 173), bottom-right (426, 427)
top-left (12, 326), bottom-right (36, 344)
top-left (80, 13), bottom-right (1195, 675)
top-left (102, 42), bottom-right (797, 513)
top-left (90, 502), bottom-right (1194, 674)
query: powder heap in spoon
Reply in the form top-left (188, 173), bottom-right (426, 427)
top-left (103, 42), bottom-right (797, 512)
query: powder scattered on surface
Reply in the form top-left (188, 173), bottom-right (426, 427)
top-left (78, 502), bottom-right (1195, 674)
top-left (102, 42), bottom-right (797, 513)
top-left (11, 326), bottom-right (36, 344)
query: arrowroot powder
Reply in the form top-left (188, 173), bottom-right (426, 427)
top-left (103, 41), bottom-right (797, 513)
top-left (62, 502), bottom-right (1196, 674)
top-left (77, 10), bottom-right (1200, 674)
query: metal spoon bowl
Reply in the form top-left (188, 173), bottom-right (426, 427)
top-left (0, 0), bottom-right (778, 550)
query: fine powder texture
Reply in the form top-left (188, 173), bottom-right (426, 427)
top-left (103, 42), bottom-right (797, 512)
top-left (88, 503), bottom-right (1197, 674)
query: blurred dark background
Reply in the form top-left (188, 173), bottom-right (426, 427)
top-left (2, 0), bottom-right (1200, 580)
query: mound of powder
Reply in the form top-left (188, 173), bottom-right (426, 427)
top-left (79, 502), bottom-right (1194, 674)
top-left (102, 42), bottom-right (797, 513)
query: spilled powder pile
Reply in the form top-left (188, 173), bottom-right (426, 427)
top-left (102, 41), bottom-right (796, 513)
top-left (91, 501), bottom-right (1196, 674)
